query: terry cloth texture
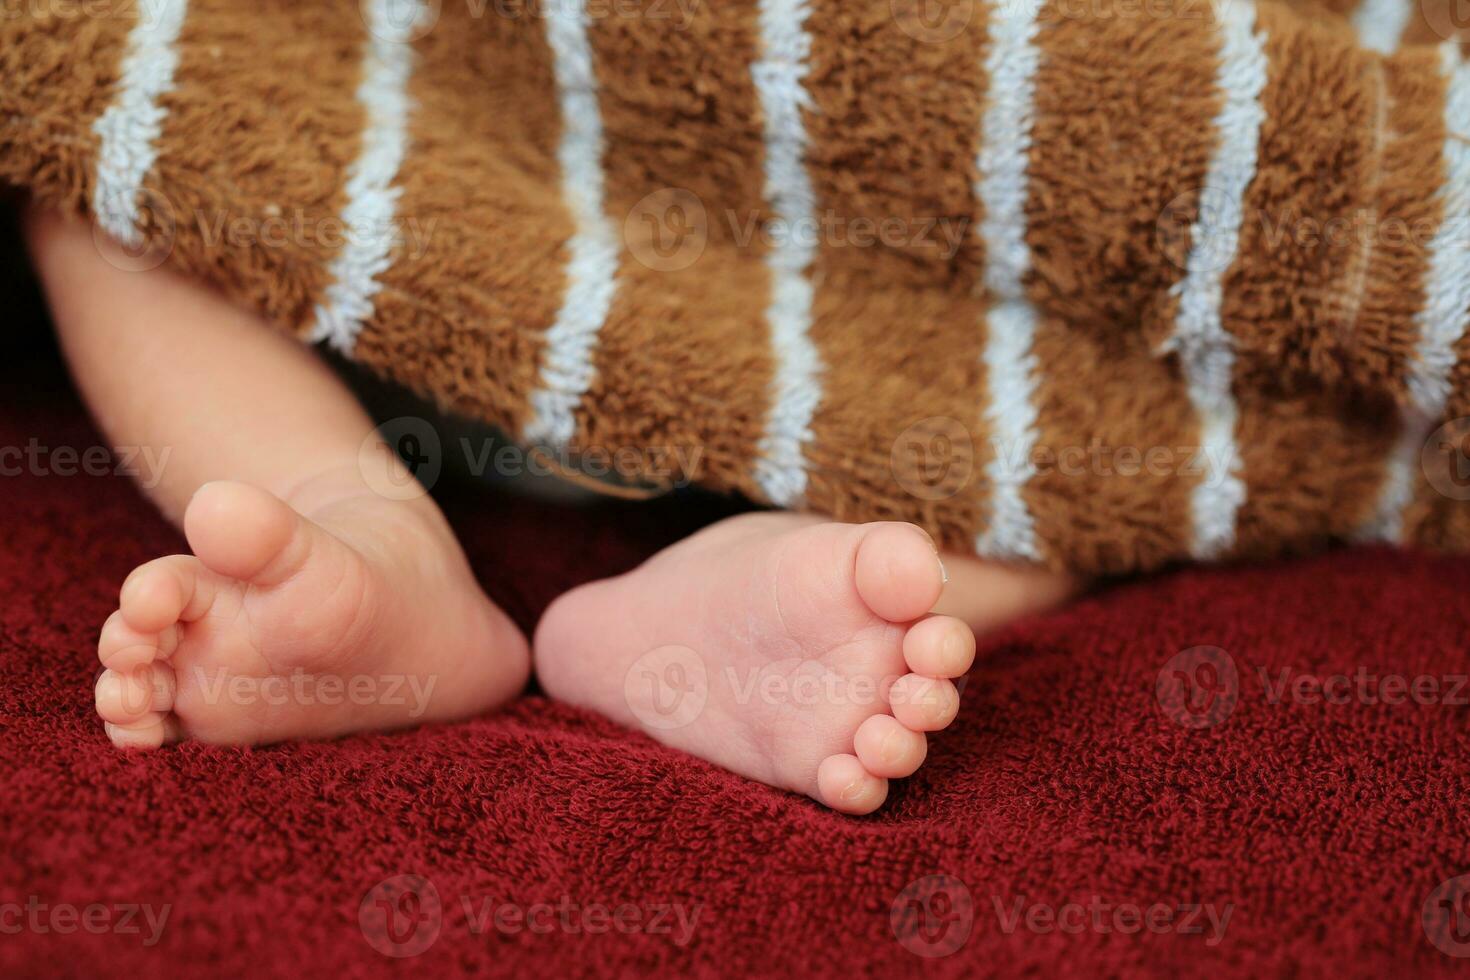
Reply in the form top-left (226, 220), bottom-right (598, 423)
top-left (6, 278), bottom-right (1470, 978)
top-left (3, 0), bottom-right (1470, 575)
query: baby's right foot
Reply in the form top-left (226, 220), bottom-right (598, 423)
top-left (93, 479), bottom-right (529, 747)
top-left (535, 513), bottom-right (1075, 814)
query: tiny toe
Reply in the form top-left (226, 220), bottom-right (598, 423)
top-left (853, 523), bottom-right (946, 623)
top-left (104, 713), bottom-right (176, 750)
top-left (903, 615), bottom-right (976, 678)
top-left (889, 673), bottom-right (961, 732)
top-left (96, 668), bottom-right (152, 724)
top-left (98, 610), bottom-right (160, 672)
top-left (853, 714), bottom-right (928, 779)
top-left (816, 754), bottom-right (889, 814)
top-left (96, 666), bottom-right (174, 723)
top-left (119, 556), bottom-right (200, 633)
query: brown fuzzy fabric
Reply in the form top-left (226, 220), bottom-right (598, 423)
top-left (1, 0), bottom-right (1468, 575)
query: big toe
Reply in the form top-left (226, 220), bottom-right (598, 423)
top-left (184, 481), bottom-right (308, 585)
top-left (853, 523), bottom-right (946, 623)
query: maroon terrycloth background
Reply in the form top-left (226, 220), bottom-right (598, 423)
top-left (4, 213), bottom-right (1470, 978)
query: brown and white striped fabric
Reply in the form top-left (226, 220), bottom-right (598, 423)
top-left (2, 0), bottom-right (1468, 575)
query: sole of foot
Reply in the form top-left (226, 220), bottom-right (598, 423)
top-left (94, 480), bottom-right (529, 747)
top-left (534, 514), bottom-right (979, 814)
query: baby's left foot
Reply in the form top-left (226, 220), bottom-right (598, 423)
top-left (535, 513), bottom-right (992, 814)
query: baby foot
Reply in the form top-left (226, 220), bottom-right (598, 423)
top-left (93, 480), bottom-right (529, 747)
top-left (534, 514), bottom-right (977, 814)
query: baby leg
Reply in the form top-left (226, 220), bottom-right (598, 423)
top-left (27, 210), bottom-right (529, 747)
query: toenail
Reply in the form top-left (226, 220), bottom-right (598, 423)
top-left (937, 556), bottom-right (948, 584)
top-left (840, 780), bottom-right (866, 802)
top-left (913, 525), bottom-right (939, 554)
top-left (882, 729), bottom-right (902, 761)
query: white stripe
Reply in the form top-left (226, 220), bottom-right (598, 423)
top-left (1407, 45), bottom-right (1470, 419)
top-left (1363, 45), bottom-right (1470, 542)
top-left (1161, 0), bottom-right (1268, 561)
top-left (1362, 423), bottom-right (1424, 543)
top-left (978, 0), bottom-right (1043, 304)
top-left (976, 301), bottom-right (1043, 561)
top-left (973, 0), bottom-right (1044, 562)
top-left (1352, 0), bottom-right (1411, 55)
top-left (750, 0), bottom-right (823, 508)
top-left (310, 0), bottom-right (426, 354)
top-left (90, 0), bottom-right (189, 247)
top-left (523, 0), bottom-right (622, 448)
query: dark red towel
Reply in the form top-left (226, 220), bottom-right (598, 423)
top-left (5, 289), bottom-right (1470, 980)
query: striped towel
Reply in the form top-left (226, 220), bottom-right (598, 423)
top-left (2, 0), bottom-right (1468, 575)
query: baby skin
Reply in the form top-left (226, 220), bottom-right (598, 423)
top-left (29, 210), bottom-right (1078, 814)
